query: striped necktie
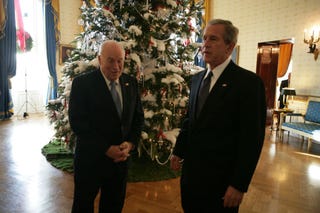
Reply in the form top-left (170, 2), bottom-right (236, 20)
top-left (196, 71), bottom-right (213, 118)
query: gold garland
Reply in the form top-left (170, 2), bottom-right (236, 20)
top-left (0, 0), bottom-right (6, 38)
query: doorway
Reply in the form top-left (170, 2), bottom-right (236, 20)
top-left (256, 39), bottom-right (294, 125)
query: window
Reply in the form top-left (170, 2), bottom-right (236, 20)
top-left (11, 0), bottom-right (49, 116)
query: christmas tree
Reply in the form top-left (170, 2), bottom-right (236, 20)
top-left (46, 0), bottom-right (204, 165)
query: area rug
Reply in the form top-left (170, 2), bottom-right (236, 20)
top-left (41, 140), bottom-right (180, 182)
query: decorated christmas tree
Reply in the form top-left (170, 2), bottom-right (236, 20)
top-left (46, 0), bottom-right (204, 165)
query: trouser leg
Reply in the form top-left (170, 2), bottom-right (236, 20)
top-left (72, 179), bottom-right (99, 213)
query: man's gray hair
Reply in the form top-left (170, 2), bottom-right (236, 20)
top-left (207, 19), bottom-right (239, 45)
top-left (98, 40), bottom-right (125, 56)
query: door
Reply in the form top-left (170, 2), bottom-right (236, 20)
top-left (256, 44), bottom-right (279, 125)
top-left (256, 39), bottom-right (294, 125)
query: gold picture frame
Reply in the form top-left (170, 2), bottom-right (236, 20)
top-left (59, 44), bottom-right (75, 64)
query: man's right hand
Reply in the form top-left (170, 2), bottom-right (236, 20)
top-left (106, 145), bottom-right (129, 162)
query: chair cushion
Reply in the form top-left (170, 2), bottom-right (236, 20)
top-left (282, 122), bottom-right (320, 135)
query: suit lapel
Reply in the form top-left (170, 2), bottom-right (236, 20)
top-left (119, 75), bottom-right (131, 121)
top-left (209, 62), bottom-right (235, 95)
top-left (190, 71), bottom-right (206, 122)
top-left (95, 70), bottom-right (111, 100)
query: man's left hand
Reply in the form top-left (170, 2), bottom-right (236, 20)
top-left (223, 186), bottom-right (244, 208)
top-left (113, 141), bottom-right (133, 162)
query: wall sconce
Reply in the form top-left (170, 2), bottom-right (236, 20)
top-left (281, 87), bottom-right (296, 109)
top-left (304, 29), bottom-right (320, 61)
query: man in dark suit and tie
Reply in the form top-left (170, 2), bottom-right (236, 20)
top-left (278, 76), bottom-right (289, 109)
top-left (171, 19), bottom-right (266, 212)
top-left (69, 40), bottom-right (144, 213)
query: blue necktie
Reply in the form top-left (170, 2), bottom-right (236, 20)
top-left (197, 71), bottom-right (213, 118)
top-left (110, 81), bottom-right (122, 117)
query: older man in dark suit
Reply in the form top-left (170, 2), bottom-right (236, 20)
top-left (69, 40), bottom-right (144, 213)
top-left (171, 19), bottom-right (266, 212)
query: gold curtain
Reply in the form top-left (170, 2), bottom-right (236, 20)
top-left (204, 0), bottom-right (211, 24)
top-left (51, 0), bottom-right (60, 43)
top-left (0, 0), bottom-right (5, 37)
top-left (51, 0), bottom-right (59, 18)
top-left (277, 43), bottom-right (293, 78)
top-left (194, 0), bottom-right (211, 26)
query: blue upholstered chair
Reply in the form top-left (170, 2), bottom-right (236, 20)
top-left (281, 101), bottom-right (320, 151)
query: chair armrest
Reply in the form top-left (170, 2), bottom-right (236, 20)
top-left (286, 113), bottom-right (304, 117)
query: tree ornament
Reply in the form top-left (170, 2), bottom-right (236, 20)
top-left (151, 0), bottom-right (164, 11)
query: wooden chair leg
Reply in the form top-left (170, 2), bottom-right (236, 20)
top-left (302, 136), bottom-right (307, 148)
top-left (300, 140), bottom-right (304, 149)
top-left (279, 130), bottom-right (283, 142)
top-left (307, 138), bottom-right (312, 152)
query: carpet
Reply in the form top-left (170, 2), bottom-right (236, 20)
top-left (41, 140), bottom-right (180, 182)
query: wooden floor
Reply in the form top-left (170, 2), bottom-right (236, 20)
top-left (1, 113), bottom-right (320, 213)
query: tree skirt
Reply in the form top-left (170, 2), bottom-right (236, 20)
top-left (41, 140), bottom-right (180, 182)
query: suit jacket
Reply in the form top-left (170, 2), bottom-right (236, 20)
top-left (173, 61), bottom-right (266, 193)
top-left (278, 79), bottom-right (289, 108)
top-left (68, 69), bottom-right (144, 177)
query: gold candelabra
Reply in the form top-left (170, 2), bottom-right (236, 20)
top-left (304, 29), bottom-right (320, 60)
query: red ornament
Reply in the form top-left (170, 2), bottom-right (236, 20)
top-left (160, 88), bottom-right (167, 97)
top-left (51, 111), bottom-right (57, 119)
top-left (152, 1), bottom-right (166, 11)
top-left (136, 66), bottom-right (141, 79)
top-left (149, 39), bottom-right (155, 47)
top-left (156, 128), bottom-right (166, 139)
top-left (184, 38), bottom-right (190, 46)
top-left (103, 6), bottom-right (111, 12)
top-left (187, 18), bottom-right (194, 32)
top-left (142, 89), bottom-right (148, 97)
top-left (125, 49), bottom-right (130, 58)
